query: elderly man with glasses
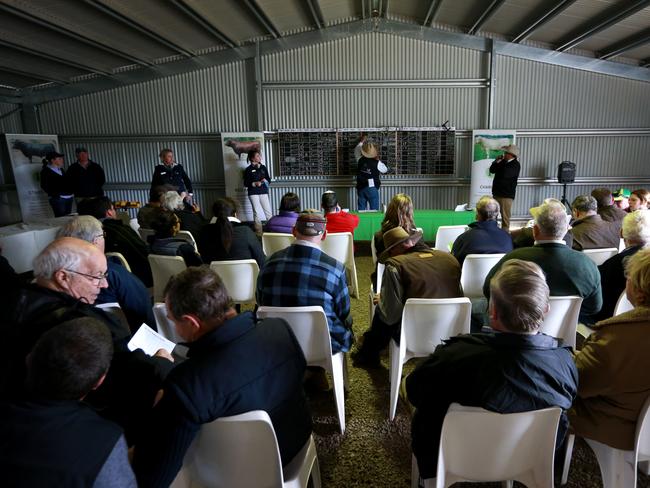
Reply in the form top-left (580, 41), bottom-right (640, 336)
top-left (1, 237), bottom-right (173, 444)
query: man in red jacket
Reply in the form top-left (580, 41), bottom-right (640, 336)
top-left (322, 191), bottom-right (359, 235)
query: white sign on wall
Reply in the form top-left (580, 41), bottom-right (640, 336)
top-left (469, 130), bottom-right (516, 209)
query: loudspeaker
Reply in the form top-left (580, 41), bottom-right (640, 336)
top-left (558, 161), bottom-right (576, 184)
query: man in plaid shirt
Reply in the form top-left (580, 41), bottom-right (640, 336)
top-left (256, 210), bottom-right (353, 353)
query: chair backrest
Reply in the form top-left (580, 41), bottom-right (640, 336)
top-left (634, 395), bottom-right (650, 466)
top-left (375, 262), bottom-right (385, 293)
top-left (582, 247), bottom-right (618, 266)
top-left (320, 232), bottom-right (352, 265)
top-left (370, 234), bottom-right (378, 264)
top-left (436, 403), bottom-right (561, 488)
top-left (139, 227), bottom-right (154, 244)
top-left (152, 302), bottom-right (185, 343)
top-left (209, 260), bottom-right (259, 303)
top-left (176, 230), bottom-right (198, 252)
top-left (460, 254), bottom-right (504, 299)
top-left (434, 225), bottom-right (467, 253)
top-left (186, 410), bottom-right (284, 488)
top-left (257, 306), bottom-right (332, 365)
top-left (148, 254), bottom-right (187, 302)
top-left (539, 296), bottom-right (583, 349)
top-left (129, 218), bottom-right (140, 232)
top-left (614, 290), bottom-right (634, 316)
top-left (262, 233), bottom-right (295, 256)
top-left (106, 251), bottom-right (132, 272)
top-left (619, 238), bottom-right (626, 253)
top-left (401, 298), bottom-right (471, 358)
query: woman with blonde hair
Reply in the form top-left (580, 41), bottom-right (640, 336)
top-left (373, 193), bottom-right (422, 258)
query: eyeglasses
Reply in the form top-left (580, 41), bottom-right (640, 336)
top-left (65, 269), bottom-right (109, 284)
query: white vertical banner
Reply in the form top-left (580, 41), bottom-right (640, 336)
top-left (5, 134), bottom-right (60, 222)
top-left (469, 130), bottom-right (516, 209)
top-left (221, 132), bottom-right (265, 222)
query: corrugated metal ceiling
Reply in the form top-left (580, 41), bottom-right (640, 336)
top-left (0, 0), bottom-right (648, 92)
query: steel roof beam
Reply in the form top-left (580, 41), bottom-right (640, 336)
top-left (556, 0), bottom-right (650, 52)
top-left (0, 66), bottom-right (65, 84)
top-left (242, 0), bottom-right (281, 39)
top-left (82, 0), bottom-right (194, 58)
top-left (423, 0), bottom-right (444, 26)
top-left (0, 3), bottom-right (153, 67)
top-left (641, 59), bottom-right (650, 68)
top-left (467, 0), bottom-right (506, 36)
top-left (170, 0), bottom-right (238, 49)
top-left (511, 0), bottom-right (578, 43)
top-left (306, 0), bottom-right (326, 29)
top-left (599, 28), bottom-right (650, 60)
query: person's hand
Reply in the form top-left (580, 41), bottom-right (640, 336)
top-left (360, 134), bottom-right (367, 143)
top-left (191, 203), bottom-right (201, 213)
top-left (154, 348), bottom-right (174, 362)
top-left (373, 293), bottom-right (380, 305)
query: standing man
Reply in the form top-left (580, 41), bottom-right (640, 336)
top-left (67, 147), bottom-right (106, 203)
top-left (489, 144), bottom-right (520, 231)
top-left (355, 136), bottom-right (388, 211)
top-left (150, 148), bottom-right (193, 205)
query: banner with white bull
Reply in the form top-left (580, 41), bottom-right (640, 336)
top-left (469, 130), bottom-right (517, 209)
top-left (220, 132), bottom-right (265, 222)
top-left (5, 134), bottom-right (61, 222)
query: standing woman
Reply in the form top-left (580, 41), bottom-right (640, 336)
top-left (150, 148), bottom-right (193, 205)
top-left (243, 150), bottom-right (272, 222)
top-left (40, 151), bottom-right (73, 217)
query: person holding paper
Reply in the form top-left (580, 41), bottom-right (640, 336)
top-left (133, 266), bottom-right (312, 487)
top-left (355, 137), bottom-right (388, 211)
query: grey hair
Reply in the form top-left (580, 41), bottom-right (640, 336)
top-left (535, 199), bottom-right (569, 239)
top-left (161, 191), bottom-right (184, 211)
top-left (57, 216), bottom-right (103, 243)
top-left (490, 259), bottom-right (549, 333)
top-left (572, 195), bottom-right (597, 213)
top-left (622, 210), bottom-right (650, 246)
top-left (476, 196), bottom-right (500, 221)
top-left (33, 242), bottom-right (83, 279)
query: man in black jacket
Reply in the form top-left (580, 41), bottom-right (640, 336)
top-left (489, 144), bottom-right (520, 231)
top-left (66, 147), bottom-right (106, 202)
top-left (407, 259), bottom-right (577, 482)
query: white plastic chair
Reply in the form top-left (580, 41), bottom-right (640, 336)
top-left (262, 233), bottom-right (295, 256)
top-left (539, 296), bottom-right (583, 349)
top-left (561, 396), bottom-right (650, 488)
top-left (153, 302), bottom-right (185, 344)
top-left (619, 238), bottom-right (626, 253)
top-left (434, 225), bottom-right (467, 253)
top-left (389, 298), bottom-right (471, 421)
top-left (139, 227), bottom-right (154, 244)
top-left (582, 247), bottom-right (619, 266)
top-left (177, 230), bottom-right (199, 252)
top-left (171, 410), bottom-right (321, 488)
top-left (368, 263), bottom-right (385, 322)
top-left (148, 254), bottom-right (187, 302)
top-left (460, 253), bottom-right (504, 299)
top-left (210, 259), bottom-right (260, 305)
top-left (257, 306), bottom-right (347, 434)
top-left (413, 403), bottom-right (561, 488)
top-left (614, 291), bottom-right (634, 315)
top-left (129, 218), bottom-right (140, 233)
top-left (0, 230), bottom-right (39, 274)
top-left (106, 251), bottom-right (132, 272)
top-left (320, 232), bottom-right (359, 298)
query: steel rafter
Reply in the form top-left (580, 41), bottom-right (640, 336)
top-left (170, 0), bottom-right (238, 49)
top-left (0, 65), bottom-right (65, 84)
top-left (305, 0), bottom-right (326, 29)
top-left (511, 0), bottom-right (578, 44)
top-left (423, 0), bottom-right (444, 26)
top-left (242, 0), bottom-right (281, 39)
top-left (599, 28), bottom-right (650, 60)
top-left (467, 0), bottom-right (506, 36)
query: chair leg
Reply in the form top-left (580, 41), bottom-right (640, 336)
top-left (330, 354), bottom-right (346, 434)
top-left (411, 454), bottom-right (420, 488)
top-left (560, 434), bottom-right (575, 485)
top-left (389, 341), bottom-right (403, 421)
top-left (585, 438), bottom-right (636, 488)
top-left (310, 454), bottom-right (322, 488)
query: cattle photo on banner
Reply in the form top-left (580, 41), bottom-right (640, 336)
top-left (221, 132), bottom-right (265, 222)
top-left (5, 134), bottom-right (61, 222)
top-left (469, 130), bottom-right (516, 209)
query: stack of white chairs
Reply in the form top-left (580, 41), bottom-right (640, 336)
top-left (320, 232), bottom-right (359, 298)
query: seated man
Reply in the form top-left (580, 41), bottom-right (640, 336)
top-left (133, 266), bottom-right (312, 487)
top-left (511, 199), bottom-right (574, 249)
top-left (570, 195), bottom-right (620, 251)
top-left (569, 248), bottom-right (650, 452)
top-left (137, 184), bottom-right (173, 229)
top-left (484, 199), bottom-right (602, 323)
top-left (354, 227), bottom-right (462, 367)
top-left (0, 318), bottom-right (136, 487)
top-left (257, 211), bottom-right (353, 353)
top-left (592, 187), bottom-right (627, 224)
top-left (322, 190), bottom-right (360, 235)
top-left (451, 196), bottom-right (513, 266)
top-left (58, 215), bottom-right (155, 333)
top-left (407, 260), bottom-right (578, 481)
top-left (78, 196), bottom-right (153, 287)
top-left (264, 191), bottom-right (301, 234)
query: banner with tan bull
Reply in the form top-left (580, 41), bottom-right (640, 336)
top-left (221, 132), bottom-right (265, 222)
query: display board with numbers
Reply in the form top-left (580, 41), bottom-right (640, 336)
top-left (277, 127), bottom-right (455, 177)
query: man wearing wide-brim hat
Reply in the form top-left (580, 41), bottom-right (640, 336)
top-left (489, 143), bottom-right (521, 232)
top-left (353, 227), bottom-right (462, 367)
top-left (354, 136), bottom-right (388, 211)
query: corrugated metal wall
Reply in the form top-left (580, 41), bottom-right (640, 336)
top-left (0, 103), bottom-right (22, 134)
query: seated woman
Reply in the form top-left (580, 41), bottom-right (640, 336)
top-left (148, 208), bottom-right (202, 267)
top-left (628, 188), bottom-right (649, 212)
top-left (263, 192), bottom-right (300, 234)
top-left (197, 197), bottom-right (265, 268)
top-left (160, 190), bottom-right (208, 239)
top-left (569, 248), bottom-right (650, 452)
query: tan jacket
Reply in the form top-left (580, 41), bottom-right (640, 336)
top-left (569, 306), bottom-right (650, 449)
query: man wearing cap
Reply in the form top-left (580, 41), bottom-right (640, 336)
top-left (570, 195), bottom-right (621, 251)
top-left (322, 190), bottom-right (359, 235)
top-left (355, 136), bottom-right (388, 211)
top-left (353, 227), bottom-right (462, 367)
top-left (256, 210), bottom-right (353, 354)
top-left (66, 147), bottom-right (106, 203)
top-left (613, 188), bottom-right (631, 211)
top-left (489, 144), bottom-right (520, 231)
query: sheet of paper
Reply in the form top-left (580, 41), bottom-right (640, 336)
top-left (128, 324), bottom-right (176, 356)
top-left (367, 179), bottom-right (375, 188)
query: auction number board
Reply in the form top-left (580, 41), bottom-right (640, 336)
top-left (278, 127), bottom-right (455, 177)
